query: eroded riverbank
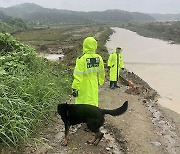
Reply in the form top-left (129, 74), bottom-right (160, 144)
top-left (106, 27), bottom-right (180, 114)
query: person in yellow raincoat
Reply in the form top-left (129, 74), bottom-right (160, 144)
top-left (72, 37), bottom-right (105, 107)
top-left (108, 47), bottom-right (124, 89)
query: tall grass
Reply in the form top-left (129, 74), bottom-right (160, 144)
top-left (0, 33), bottom-right (72, 147)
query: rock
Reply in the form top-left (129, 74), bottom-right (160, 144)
top-left (109, 145), bottom-right (113, 149)
top-left (143, 100), bottom-right (147, 103)
top-left (55, 132), bottom-right (64, 141)
top-left (150, 141), bottom-right (162, 147)
top-left (106, 147), bottom-right (111, 151)
top-left (51, 142), bottom-right (57, 147)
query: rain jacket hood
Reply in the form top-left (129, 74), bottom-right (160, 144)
top-left (114, 48), bottom-right (123, 53)
top-left (83, 37), bottom-right (97, 54)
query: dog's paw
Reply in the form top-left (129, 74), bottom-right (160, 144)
top-left (61, 139), bottom-right (68, 146)
top-left (86, 140), bottom-right (94, 145)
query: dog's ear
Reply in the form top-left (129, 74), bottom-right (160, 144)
top-left (65, 102), bottom-right (69, 107)
top-left (64, 102), bottom-right (69, 117)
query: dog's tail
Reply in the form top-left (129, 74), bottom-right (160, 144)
top-left (101, 101), bottom-right (128, 116)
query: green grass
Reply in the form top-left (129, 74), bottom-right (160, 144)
top-left (14, 28), bottom-right (69, 41)
top-left (13, 25), bottom-right (86, 41)
top-left (0, 33), bottom-right (72, 148)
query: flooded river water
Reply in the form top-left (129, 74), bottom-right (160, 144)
top-left (106, 28), bottom-right (180, 114)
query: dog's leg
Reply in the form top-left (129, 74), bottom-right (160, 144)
top-left (86, 119), bottom-right (104, 145)
top-left (86, 131), bottom-right (104, 145)
top-left (86, 133), bottom-right (98, 144)
top-left (61, 123), bottom-right (70, 146)
top-left (93, 131), bottom-right (104, 146)
top-left (86, 120), bottom-right (99, 144)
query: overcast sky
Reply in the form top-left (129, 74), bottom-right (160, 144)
top-left (0, 0), bottom-right (180, 14)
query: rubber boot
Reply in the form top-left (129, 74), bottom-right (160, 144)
top-left (110, 81), bottom-right (115, 89)
top-left (115, 81), bottom-right (120, 88)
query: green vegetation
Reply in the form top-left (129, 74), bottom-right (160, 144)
top-left (0, 11), bottom-right (27, 33)
top-left (13, 25), bottom-right (76, 41)
top-left (0, 33), bottom-right (71, 147)
top-left (120, 21), bottom-right (180, 44)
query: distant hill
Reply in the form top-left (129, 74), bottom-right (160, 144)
top-left (79, 10), bottom-right (155, 22)
top-left (0, 3), bottom-right (45, 18)
top-left (0, 3), bottom-right (156, 24)
top-left (149, 13), bottom-right (180, 21)
top-left (24, 9), bottom-right (91, 23)
top-left (0, 10), bottom-right (9, 20)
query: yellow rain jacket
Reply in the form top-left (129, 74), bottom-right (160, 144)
top-left (108, 49), bottom-right (124, 81)
top-left (72, 37), bottom-right (105, 107)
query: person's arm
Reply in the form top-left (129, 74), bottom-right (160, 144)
top-left (98, 56), bottom-right (105, 85)
top-left (72, 57), bottom-right (84, 94)
top-left (120, 54), bottom-right (124, 69)
top-left (108, 54), bottom-right (114, 68)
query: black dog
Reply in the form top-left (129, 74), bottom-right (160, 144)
top-left (57, 101), bottom-right (128, 146)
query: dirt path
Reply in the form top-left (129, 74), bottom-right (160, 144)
top-left (98, 77), bottom-right (180, 154)
top-left (99, 83), bottom-right (166, 154)
top-left (99, 84), bottom-right (162, 154)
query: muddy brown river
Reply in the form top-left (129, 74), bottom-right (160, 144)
top-left (106, 28), bottom-right (180, 114)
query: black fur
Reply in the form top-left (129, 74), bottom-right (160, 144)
top-left (57, 101), bottom-right (128, 146)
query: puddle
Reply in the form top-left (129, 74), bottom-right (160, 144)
top-left (40, 53), bottom-right (64, 61)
